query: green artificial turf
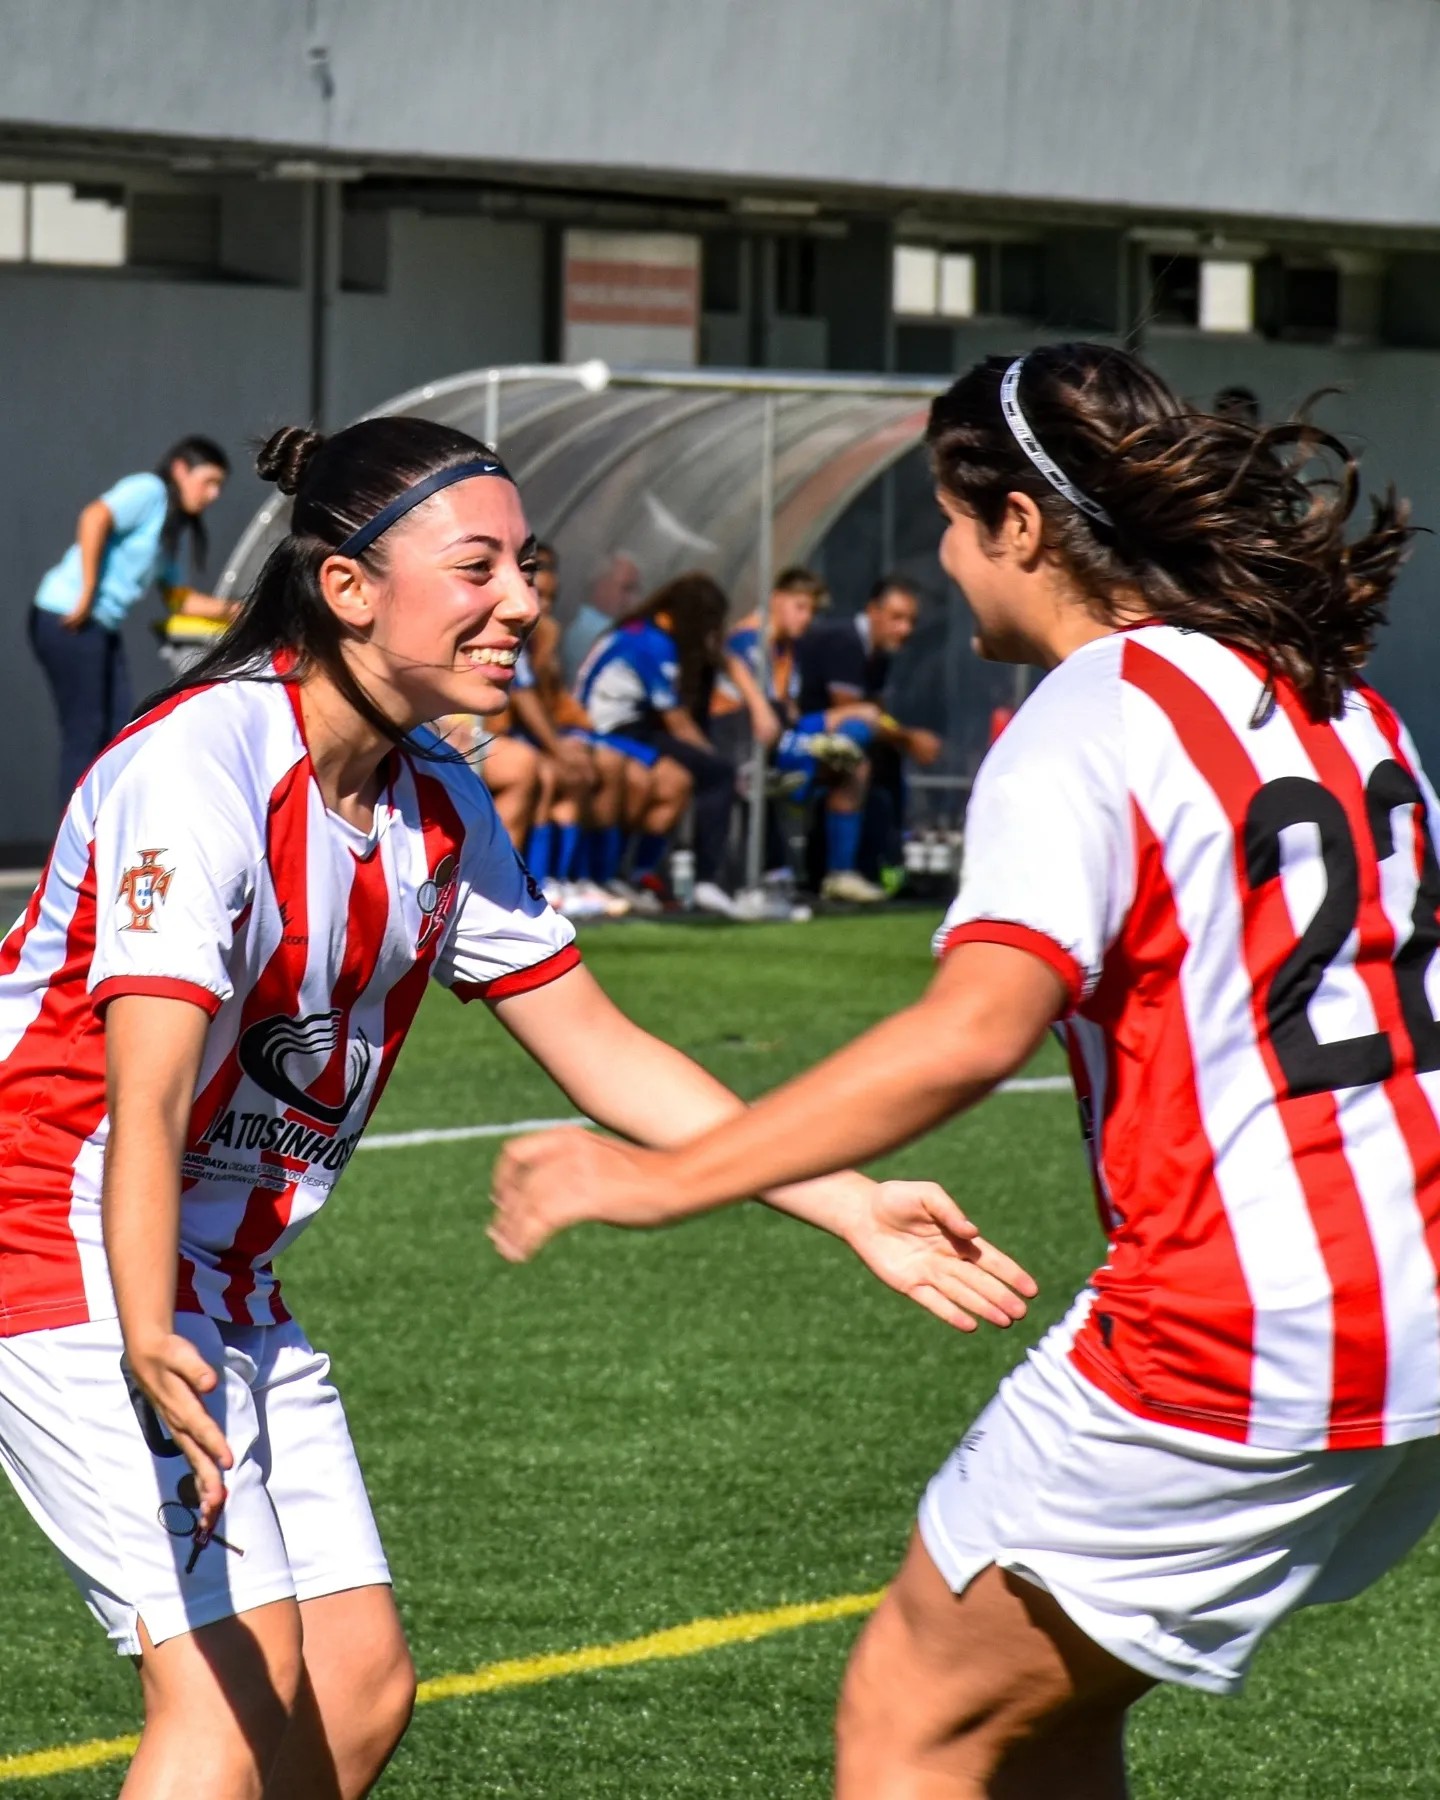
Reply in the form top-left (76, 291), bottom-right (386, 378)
top-left (0, 914), bottom-right (1436, 1796)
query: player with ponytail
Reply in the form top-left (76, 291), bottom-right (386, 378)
top-left (0, 414), bottom-right (1025, 1798)
top-left (494, 344), bottom-right (1440, 1797)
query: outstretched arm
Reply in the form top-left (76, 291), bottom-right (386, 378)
top-left (491, 941), bottom-right (1061, 1252)
top-left (489, 962), bottom-right (1037, 1330)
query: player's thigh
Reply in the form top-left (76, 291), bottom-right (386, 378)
top-left (0, 1315), bottom-right (297, 1660)
top-left (251, 1323), bottom-right (393, 1622)
top-left (1308, 1429), bottom-right (1440, 1606)
top-left (839, 1532), bottom-right (1150, 1788)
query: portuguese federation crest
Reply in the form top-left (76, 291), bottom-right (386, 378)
top-left (117, 848), bottom-right (174, 933)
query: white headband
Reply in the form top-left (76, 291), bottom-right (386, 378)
top-left (999, 356), bottom-right (1113, 529)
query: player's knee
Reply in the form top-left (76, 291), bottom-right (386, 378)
top-left (837, 1599), bottom-right (1024, 1786)
top-left (351, 1639), bottom-right (418, 1771)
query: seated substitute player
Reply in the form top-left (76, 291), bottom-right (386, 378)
top-left (577, 572), bottom-right (778, 916)
top-left (797, 575), bottom-right (943, 898)
top-left (0, 414), bottom-right (1030, 1800)
top-left (513, 543), bottom-right (623, 917)
top-left (493, 343), bottom-right (1440, 1799)
top-left (714, 566), bottom-right (870, 902)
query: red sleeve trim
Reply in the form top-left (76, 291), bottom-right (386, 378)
top-left (92, 975), bottom-right (225, 1019)
top-left (452, 941), bottom-right (582, 1005)
top-left (938, 921), bottom-right (1084, 1014)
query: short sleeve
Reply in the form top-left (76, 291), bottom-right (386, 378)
top-left (88, 734), bottom-right (262, 1018)
top-left (101, 472), bottom-right (167, 538)
top-left (934, 643), bottom-right (1133, 1014)
top-left (431, 781), bottom-right (579, 1002)
top-left (637, 635), bottom-right (680, 713)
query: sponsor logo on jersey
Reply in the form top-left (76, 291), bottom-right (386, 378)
top-left (237, 1008), bottom-right (373, 1128)
top-left (416, 852), bottom-right (459, 952)
top-left (117, 847), bottom-right (174, 932)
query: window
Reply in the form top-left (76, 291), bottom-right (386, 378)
top-left (1199, 259), bottom-right (1254, 333)
top-left (893, 245), bottom-right (977, 319)
top-left (0, 180), bottom-right (126, 266)
top-left (1147, 252), bottom-right (1201, 327)
top-left (1148, 251), bottom-right (1255, 333)
top-left (772, 236), bottom-right (817, 318)
top-left (0, 184), bottom-right (23, 260)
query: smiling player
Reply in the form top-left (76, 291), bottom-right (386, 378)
top-left (0, 414), bottom-right (1032, 1800)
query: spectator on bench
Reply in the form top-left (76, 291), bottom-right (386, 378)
top-left (795, 576), bottom-right (942, 898)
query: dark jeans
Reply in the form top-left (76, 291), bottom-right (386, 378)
top-left (651, 732), bottom-right (736, 887)
top-left (29, 608), bottom-right (133, 811)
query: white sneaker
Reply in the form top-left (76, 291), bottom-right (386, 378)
top-left (692, 879), bottom-right (743, 920)
top-left (556, 881), bottom-right (606, 920)
top-left (620, 880), bottom-right (665, 917)
top-left (734, 885), bottom-right (813, 923)
top-left (573, 878), bottom-right (629, 919)
top-left (821, 869), bottom-right (888, 904)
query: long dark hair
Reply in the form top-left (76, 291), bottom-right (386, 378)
top-left (156, 434), bottom-right (230, 573)
top-left (626, 571), bottom-right (729, 719)
top-left (926, 342), bottom-right (1416, 718)
top-left (149, 416), bottom-right (510, 750)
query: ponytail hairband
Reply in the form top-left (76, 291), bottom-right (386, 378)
top-left (999, 357), bottom-right (1113, 529)
top-left (335, 456), bottom-right (511, 559)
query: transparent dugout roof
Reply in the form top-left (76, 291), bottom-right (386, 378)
top-left (218, 364), bottom-right (946, 613)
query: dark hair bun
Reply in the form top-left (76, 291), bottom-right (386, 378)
top-left (256, 425), bottom-right (326, 496)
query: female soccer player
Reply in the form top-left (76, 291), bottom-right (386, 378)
top-left (578, 572), bottom-right (777, 915)
top-left (493, 342), bottom-right (1440, 1798)
top-left (0, 414), bottom-right (1031, 1800)
top-left (30, 436), bottom-right (233, 807)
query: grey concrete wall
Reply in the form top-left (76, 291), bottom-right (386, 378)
top-left (0, 272), bottom-right (309, 849)
top-left (5, 1), bottom-right (1440, 233)
top-left (330, 212), bottom-right (545, 420)
top-left (0, 211), bottom-right (546, 851)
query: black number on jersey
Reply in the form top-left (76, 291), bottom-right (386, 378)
top-left (1243, 760), bottom-right (1440, 1098)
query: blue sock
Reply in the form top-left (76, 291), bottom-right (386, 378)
top-left (590, 825), bottom-right (623, 885)
top-left (631, 832), bottom-right (669, 878)
top-left (826, 809), bottom-right (863, 874)
top-left (556, 823), bottom-right (580, 881)
top-left (527, 823), bottom-right (555, 884)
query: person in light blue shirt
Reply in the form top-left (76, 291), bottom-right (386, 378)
top-left (30, 436), bottom-right (231, 808)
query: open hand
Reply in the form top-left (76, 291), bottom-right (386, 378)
top-left (125, 1332), bottom-right (234, 1532)
top-left (846, 1179), bottom-right (1037, 1331)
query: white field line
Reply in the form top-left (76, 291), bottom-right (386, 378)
top-left (357, 1078), bottom-right (1071, 1155)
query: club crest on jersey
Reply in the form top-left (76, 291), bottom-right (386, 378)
top-left (117, 848), bottom-right (174, 933)
top-left (415, 853), bottom-right (458, 952)
top-left (237, 1009), bottom-right (373, 1128)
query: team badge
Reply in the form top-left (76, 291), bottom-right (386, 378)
top-left (416, 853), bottom-right (459, 951)
top-left (117, 848), bottom-right (174, 932)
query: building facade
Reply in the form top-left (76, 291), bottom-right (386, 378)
top-left (3, 0), bottom-right (1440, 847)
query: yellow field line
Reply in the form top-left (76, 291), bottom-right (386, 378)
top-left (0, 1587), bottom-right (884, 1784)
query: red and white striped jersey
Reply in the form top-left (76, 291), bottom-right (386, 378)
top-left (0, 674), bottom-right (577, 1336)
top-left (938, 625), bottom-right (1440, 1452)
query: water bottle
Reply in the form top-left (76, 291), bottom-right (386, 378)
top-left (670, 846), bottom-right (696, 910)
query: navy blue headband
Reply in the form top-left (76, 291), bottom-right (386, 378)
top-left (335, 457), bottom-right (511, 558)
